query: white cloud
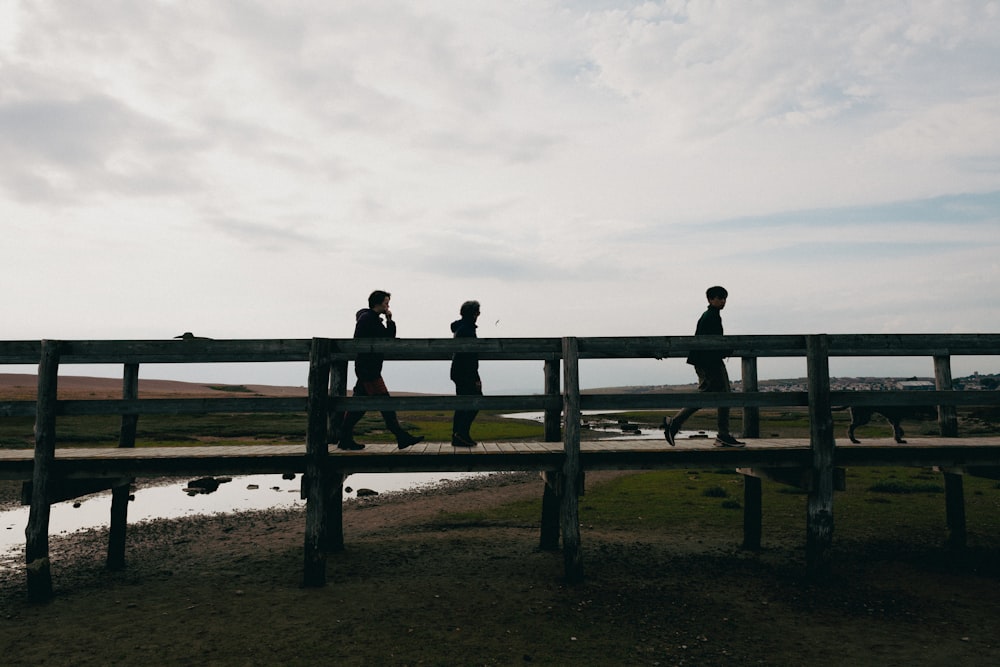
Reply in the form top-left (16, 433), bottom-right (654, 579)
top-left (1, 0), bottom-right (999, 390)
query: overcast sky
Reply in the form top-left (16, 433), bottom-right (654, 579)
top-left (3, 1), bottom-right (999, 392)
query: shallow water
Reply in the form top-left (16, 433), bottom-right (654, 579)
top-left (0, 471), bottom-right (484, 561)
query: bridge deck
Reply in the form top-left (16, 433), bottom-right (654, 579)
top-left (3, 437), bottom-right (1000, 481)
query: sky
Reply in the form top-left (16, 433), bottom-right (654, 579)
top-left (2, 1), bottom-right (999, 393)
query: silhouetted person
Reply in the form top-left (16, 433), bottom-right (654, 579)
top-left (450, 300), bottom-right (482, 447)
top-left (663, 286), bottom-right (745, 448)
top-left (337, 290), bottom-right (424, 450)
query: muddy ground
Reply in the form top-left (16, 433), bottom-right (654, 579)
top-left (1, 471), bottom-right (999, 666)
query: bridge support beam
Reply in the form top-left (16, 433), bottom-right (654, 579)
top-left (26, 340), bottom-right (60, 602)
top-left (805, 334), bottom-right (835, 577)
top-left (303, 338), bottom-right (333, 587)
top-left (560, 337), bottom-right (583, 583)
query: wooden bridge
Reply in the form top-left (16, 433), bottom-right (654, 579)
top-left (2, 333), bottom-right (999, 602)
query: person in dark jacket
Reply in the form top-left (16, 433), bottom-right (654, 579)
top-left (337, 290), bottom-right (424, 451)
top-left (450, 300), bottom-right (482, 447)
top-left (662, 286), bottom-right (745, 448)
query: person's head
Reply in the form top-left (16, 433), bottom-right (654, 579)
top-left (706, 285), bottom-right (728, 309)
top-left (368, 290), bottom-right (391, 312)
top-left (459, 300), bottom-right (481, 320)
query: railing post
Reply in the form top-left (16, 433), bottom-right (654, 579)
top-left (741, 356), bottom-right (760, 438)
top-left (935, 355), bottom-right (966, 548)
top-left (543, 360), bottom-right (561, 442)
top-left (327, 342), bottom-right (348, 443)
top-left (303, 338), bottom-right (333, 587)
top-left (560, 337), bottom-right (583, 583)
top-left (934, 355), bottom-right (958, 437)
top-left (805, 334), bottom-right (834, 577)
top-left (539, 359), bottom-right (562, 551)
top-left (108, 362), bottom-right (139, 570)
top-left (26, 339), bottom-right (60, 602)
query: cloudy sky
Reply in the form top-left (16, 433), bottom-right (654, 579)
top-left (3, 1), bottom-right (999, 392)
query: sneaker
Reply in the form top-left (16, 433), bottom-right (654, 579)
top-left (337, 439), bottom-right (365, 451)
top-left (661, 417), bottom-right (676, 447)
top-left (451, 433), bottom-right (477, 447)
top-left (397, 433), bottom-right (425, 449)
top-left (714, 434), bottom-right (746, 448)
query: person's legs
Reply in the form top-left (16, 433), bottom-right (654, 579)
top-left (665, 363), bottom-right (738, 445)
top-left (337, 383), bottom-right (369, 450)
top-left (354, 377), bottom-right (424, 448)
top-left (712, 364), bottom-right (732, 437)
top-left (452, 374), bottom-right (482, 446)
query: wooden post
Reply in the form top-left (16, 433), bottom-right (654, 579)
top-left (539, 359), bottom-right (562, 551)
top-left (26, 339), bottom-right (60, 602)
top-left (543, 360), bottom-right (561, 442)
top-left (328, 353), bottom-right (348, 443)
top-left (944, 472), bottom-right (966, 549)
top-left (560, 337), bottom-right (583, 583)
top-left (805, 334), bottom-right (834, 577)
top-left (740, 357), bottom-right (762, 550)
top-left (934, 355), bottom-right (958, 437)
top-left (303, 338), bottom-right (332, 587)
top-left (741, 357), bottom-right (760, 438)
top-left (934, 355), bottom-right (965, 548)
top-left (742, 474), bottom-right (762, 550)
top-left (108, 363), bottom-right (139, 571)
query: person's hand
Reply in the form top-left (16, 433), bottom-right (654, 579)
top-left (384, 308), bottom-right (392, 320)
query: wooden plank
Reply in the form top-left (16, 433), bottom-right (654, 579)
top-left (57, 396), bottom-right (307, 416)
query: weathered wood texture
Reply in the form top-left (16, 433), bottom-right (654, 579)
top-left (805, 335), bottom-right (835, 577)
top-left (560, 338), bottom-right (583, 584)
top-left (303, 339), bottom-right (332, 587)
top-left (3, 331), bottom-right (1000, 597)
top-left (108, 362), bottom-right (139, 571)
top-left (26, 341), bottom-right (59, 602)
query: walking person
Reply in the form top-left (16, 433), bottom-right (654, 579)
top-left (662, 286), bottom-right (745, 448)
top-left (450, 300), bottom-right (482, 447)
top-left (337, 290), bottom-right (424, 451)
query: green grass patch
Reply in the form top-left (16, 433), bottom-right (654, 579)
top-left (435, 466), bottom-right (1000, 549)
top-left (868, 480), bottom-right (945, 494)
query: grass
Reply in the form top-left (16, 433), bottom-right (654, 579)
top-left (436, 466), bottom-right (1000, 549)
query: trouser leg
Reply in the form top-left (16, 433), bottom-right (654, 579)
top-left (381, 410), bottom-right (405, 437)
top-left (452, 376), bottom-right (482, 437)
top-left (339, 409), bottom-right (365, 441)
top-left (717, 406), bottom-right (731, 437)
top-left (671, 406), bottom-right (699, 432)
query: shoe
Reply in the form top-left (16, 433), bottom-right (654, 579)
top-left (661, 417), bottom-right (676, 447)
top-left (337, 439), bottom-right (365, 451)
top-left (714, 434), bottom-right (745, 448)
top-left (451, 433), bottom-right (477, 447)
top-left (397, 433), bottom-right (425, 449)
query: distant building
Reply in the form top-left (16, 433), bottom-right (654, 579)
top-left (897, 380), bottom-right (935, 391)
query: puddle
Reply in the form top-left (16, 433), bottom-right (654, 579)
top-left (1, 471), bottom-right (484, 561)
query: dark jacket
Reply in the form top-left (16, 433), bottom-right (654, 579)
top-left (686, 305), bottom-right (727, 367)
top-left (450, 318), bottom-right (479, 382)
top-left (353, 308), bottom-right (396, 380)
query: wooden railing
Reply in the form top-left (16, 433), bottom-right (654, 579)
top-left (2, 333), bottom-right (1000, 601)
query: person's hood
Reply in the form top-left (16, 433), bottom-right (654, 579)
top-left (357, 308), bottom-right (373, 321)
top-left (451, 319), bottom-right (463, 333)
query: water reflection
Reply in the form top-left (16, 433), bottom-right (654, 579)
top-left (1, 471), bottom-right (483, 560)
